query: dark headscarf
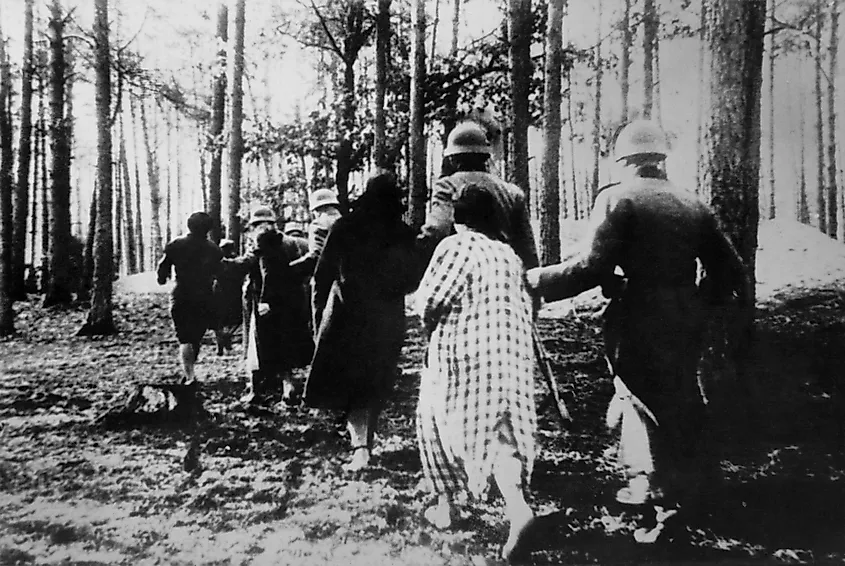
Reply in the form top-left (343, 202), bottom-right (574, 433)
top-left (453, 184), bottom-right (503, 242)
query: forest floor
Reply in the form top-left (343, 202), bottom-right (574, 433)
top-left (1, 219), bottom-right (845, 565)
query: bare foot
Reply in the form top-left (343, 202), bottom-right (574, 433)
top-left (423, 500), bottom-right (453, 530)
top-left (501, 504), bottom-right (535, 562)
top-left (342, 446), bottom-right (370, 473)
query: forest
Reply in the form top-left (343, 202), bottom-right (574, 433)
top-left (1, 0), bottom-right (844, 564)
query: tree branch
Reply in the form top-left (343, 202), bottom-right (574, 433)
top-left (309, 0), bottom-right (344, 58)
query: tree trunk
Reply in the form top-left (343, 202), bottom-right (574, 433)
top-left (208, 2), bottom-right (227, 243)
top-left (540, 0), bottom-right (563, 265)
top-left (702, 0), bottom-right (765, 345)
top-left (408, 0), bottom-right (427, 229)
top-left (653, 17), bottom-right (663, 128)
top-left (140, 96), bottom-right (163, 265)
top-left (119, 109), bottom-right (136, 274)
top-left (227, 0), bottom-right (246, 250)
top-left (642, 0), bottom-right (657, 119)
top-left (79, 0), bottom-right (116, 336)
top-left (620, 0), bottom-right (632, 124)
top-left (509, 0), bottom-right (532, 197)
top-left (798, 86), bottom-right (810, 224)
top-left (164, 106), bottom-right (172, 245)
top-left (128, 91), bottom-right (145, 270)
top-left (374, 0), bottom-right (391, 170)
top-left (12, 0), bottom-right (34, 300)
top-left (78, 183), bottom-right (96, 303)
top-left (451, 0), bottom-right (461, 56)
top-left (766, 0), bottom-right (776, 220)
top-left (591, 0), bottom-right (603, 201)
top-left (429, 0), bottom-right (440, 72)
top-left (39, 88), bottom-right (49, 285)
top-left (44, 0), bottom-right (74, 307)
top-left (814, 0), bottom-right (827, 234)
top-left (0, 4), bottom-right (15, 335)
top-left (827, 0), bottom-right (839, 239)
top-left (695, 0), bottom-right (709, 196)
top-left (567, 75), bottom-right (579, 221)
top-left (114, 124), bottom-right (123, 276)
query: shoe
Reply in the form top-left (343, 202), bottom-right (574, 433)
top-left (342, 445), bottom-right (370, 473)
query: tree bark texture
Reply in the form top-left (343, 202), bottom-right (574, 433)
top-left (374, 0), bottom-right (391, 170)
top-left (0, 5), bottom-right (15, 334)
top-left (408, 0), bottom-right (427, 229)
top-left (80, 0), bottom-right (116, 335)
top-left (591, 0), bottom-right (603, 201)
top-left (766, 0), bottom-right (776, 220)
top-left (140, 96), bottom-right (163, 265)
top-left (45, 0), bottom-right (73, 306)
top-left (12, 0), bottom-right (34, 300)
top-left (642, 0), bottom-right (657, 119)
top-left (540, 0), bottom-right (563, 265)
top-left (508, 0), bottom-right (532, 199)
top-left (227, 0), bottom-right (246, 250)
top-left (702, 0), bottom-right (765, 325)
top-left (814, 0), bottom-right (826, 234)
top-left (826, 0), bottom-right (839, 239)
top-left (620, 0), bottom-right (632, 124)
top-left (208, 2), bottom-right (227, 243)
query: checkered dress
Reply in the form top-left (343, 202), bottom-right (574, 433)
top-left (416, 231), bottom-right (536, 500)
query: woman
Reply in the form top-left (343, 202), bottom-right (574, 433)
top-left (303, 174), bottom-right (420, 472)
top-left (416, 184), bottom-right (537, 561)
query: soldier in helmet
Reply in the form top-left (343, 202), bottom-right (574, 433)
top-left (526, 120), bottom-right (751, 539)
top-left (225, 206), bottom-right (314, 409)
top-left (157, 211), bottom-right (223, 384)
top-left (418, 121), bottom-right (538, 271)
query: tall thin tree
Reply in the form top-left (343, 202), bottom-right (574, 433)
top-left (592, 0), bottom-right (603, 200)
top-left (227, 0), bottom-right (246, 250)
top-left (540, 0), bottom-right (563, 264)
top-left (79, 0), bottom-right (116, 335)
top-left (620, 0), bottom-right (632, 124)
top-left (408, 0), bottom-right (427, 229)
top-left (766, 0), bottom-right (776, 220)
top-left (826, 0), bottom-right (839, 239)
top-left (374, 0), bottom-right (391, 170)
top-left (208, 2), bottom-right (228, 243)
top-left (509, 0), bottom-right (532, 197)
top-left (0, 2), bottom-right (15, 335)
top-left (642, 0), bottom-right (657, 118)
top-left (12, 0), bottom-right (34, 300)
top-left (814, 0), bottom-right (827, 234)
top-left (44, 0), bottom-right (74, 307)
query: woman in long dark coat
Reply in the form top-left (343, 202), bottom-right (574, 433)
top-left (303, 174), bottom-right (420, 472)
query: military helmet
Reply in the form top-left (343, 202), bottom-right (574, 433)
top-left (443, 121), bottom-right (492, 157)
top-left (614, 120), bottom-right (669, 162)
top-left (248, 206), bottom-right (277, 227)
top-left (309, 188), bottom-right (340, 212)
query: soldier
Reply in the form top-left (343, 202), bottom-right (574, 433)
top-left (417, 121), bottom-right (538, 272)
top-left (526, 120), bottom-right (751, 539)
top-left (157, 212), bottom-right (223, 384)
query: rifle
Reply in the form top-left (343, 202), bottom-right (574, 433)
top-left (532, 327), bottom-right (572, 427)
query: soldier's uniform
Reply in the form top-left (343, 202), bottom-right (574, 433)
top-left (528, 121), bottom-right (750, 513)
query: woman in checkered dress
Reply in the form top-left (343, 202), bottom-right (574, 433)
top-left (415, 185), bottom-right (537, 561)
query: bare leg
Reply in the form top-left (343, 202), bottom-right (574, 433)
top-left (180, 344), bottom-right (197, 384)
top-left (344, 408), bottom-right (371, 472)
top-left (423, 493), bottom-right (454, 529)
top-left (494, 438), bottom-right (534, 561)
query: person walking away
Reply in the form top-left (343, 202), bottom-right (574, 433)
top-left (526, 120), bottom-right (751, 540)
top-left (416, 184), bottom-right (537, 561)
top-left (303, 174), bottom-right (420, 472)
top-left (157, 211), bottom-right (223, 384)
top-left (417, 120), bottom-right (538, 273)
top-left (226, 206), bottom-right (313, 409)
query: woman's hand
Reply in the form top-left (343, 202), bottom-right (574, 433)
top-left (257, 302), bottom-right (270, 316)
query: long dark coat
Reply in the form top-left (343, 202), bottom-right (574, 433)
top-left (303, 210), bottom-right (420, 412)
top-left (531, 173), bottom-right (750, 479)
top-left (233, 231), bottom-right (313, 372)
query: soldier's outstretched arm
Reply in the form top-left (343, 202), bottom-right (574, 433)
top-left (527, 193), bottom-right (633, 302)
top-left (156, 247), bottom-right (172, 285)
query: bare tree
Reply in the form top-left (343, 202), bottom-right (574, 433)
top-left (374, 0), bottom-right (391, 170)
top-left (540, 0), bottom-right (564, 265)
top-left (643, 0), bottom-right (657, 118)
top-left (408, 0), bottom-right (427, 228)
top-left (826, 0), bottom-right (839, 238)
top-left (0, 1), bottom-right (15, 335)
top-left (79, 0), bottom-right (116, 335)
top-left (12, 0), bottom-right (34, 300)
top-left (702, 0), bottom-right (765, 340)
top-left (208, 2), bottom-right (228, 243)
top-left (814, 0), bottom-right (827, 234)
top-left (509, 0), bottom-right (532, 196)
top-left (44, 0), bottom-right (74, 307)
top-left (227, 0), bottom-right (246, 250)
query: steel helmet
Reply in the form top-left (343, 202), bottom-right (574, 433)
top-left (443, 121), bottom-right (492, 157)
top-left (248, 206), bottom-right (277, 227)
top-left (614, 120), bottom-right (669, 162)
top-left (309, 188), bottom-right (340, 212)
top-left (283, 221), bottom-right (307, 236)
